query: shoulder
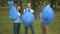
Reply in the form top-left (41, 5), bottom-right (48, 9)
top-left (23, 8), bottom-right (28, 11)
top-left (23, 9), bottom-right (26, 12)
top-left (23, 8), bottom-right (30, 12)
top-left (30, 8), bottom-right (34, 13)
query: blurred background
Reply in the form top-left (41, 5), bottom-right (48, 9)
top-left (0, 0), bottom-right (60, 34)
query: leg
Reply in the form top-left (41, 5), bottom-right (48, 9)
top-left (40, 22), bottom-right (45, 34)
top-left (44, 26), bottom-right (48, 34)
top-left (14, 23), bottom-right (18, 34)
top-left (41, 22), bottom-right (48, 34)
top-left (17, 23), bottom-right (20, 34)
top-left (30, 25), bottom-right (34, 34)
top-left (25, 26), bottom-right (28, 34)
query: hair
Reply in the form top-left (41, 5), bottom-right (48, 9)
top-left (17, 6), bottom-right (21, 13)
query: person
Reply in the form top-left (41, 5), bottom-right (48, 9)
top-left (40, 6), bottom-right (48, 34)
top-left (41, 4), bottom-right (54, 34)
top-left (13, 6), bottom-right (21, 34)
top-left (23, 3), bottom-right (35, 34)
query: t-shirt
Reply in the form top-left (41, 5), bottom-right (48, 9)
top-left (23, 8), bottom-right (34, 13)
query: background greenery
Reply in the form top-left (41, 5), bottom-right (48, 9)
top-left (0, 7), bottom-right (60, 34)
top-left (0, 0), bottom-right (60, 34)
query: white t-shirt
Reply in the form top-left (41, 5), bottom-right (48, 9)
top-left (23, 8), bottom-right (34, 13)
top-left (17, 11), bottom-right (21, 16)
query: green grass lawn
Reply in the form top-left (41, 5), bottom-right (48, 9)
top-left (0, 7), bottom-right (60, 34)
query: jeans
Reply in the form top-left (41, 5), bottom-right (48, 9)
top-left (14, 23), bottom-right (20, 34)
top-left (25, 25), bottom-right (34, 34)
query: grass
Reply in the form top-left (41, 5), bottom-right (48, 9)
top-left (0, 7), bottom-right (60, 34)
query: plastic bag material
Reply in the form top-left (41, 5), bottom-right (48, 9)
top-left (8, 1), bottom-right (20, 21)
top-left (41, 4), bottom-right (54, 26)
top-left (22, 8), bottom-right (35, 26)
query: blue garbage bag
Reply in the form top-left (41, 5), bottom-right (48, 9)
top-left (8, 1), bottom-right (19, 21)
top-left (22, 8), bottom-right (35, 26)
top-left (41, 4), bottom-right (54, 26)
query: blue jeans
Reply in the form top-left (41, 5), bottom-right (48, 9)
top-left (14, 23), bottom-right (20, 34)
top-left (25, 25), bottom-right (34, 34)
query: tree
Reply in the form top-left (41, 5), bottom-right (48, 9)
top-left (0, 0), bottom-right (2, 6)
top-left (1, 0), bottom-right (5, 7)
top-left (31, 0), bottom-right (35, 10)
top-left (31, 0), bottom-right (40, 18)
top-left (49, 0), bottom-right (56, 9)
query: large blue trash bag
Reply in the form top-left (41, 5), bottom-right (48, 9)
top-left (8, 1), bottom-right (19, 21)
top-left (22, 9), bottom-right (35, 26)
top-left (41, 4), bottom-right (54, 26)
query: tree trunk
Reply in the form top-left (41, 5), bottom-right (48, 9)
top-left (50, 0), bottom-right (54, 8)
top-left (0, 0), bottom-right (2, 6)
top-left (31, 0), bottom-right (40, 18)
top-left (31, 0), bottom-right (35, 10)
top-left (1, 0), bottom-right (5, 7)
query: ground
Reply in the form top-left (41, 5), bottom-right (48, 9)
top-left (0, 7), bottom-right (60, 34)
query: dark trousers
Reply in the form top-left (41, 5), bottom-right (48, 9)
top-left (14, 23), bottom-right (20, 34)
top-left (25, 25), bottom-right (34, 34)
